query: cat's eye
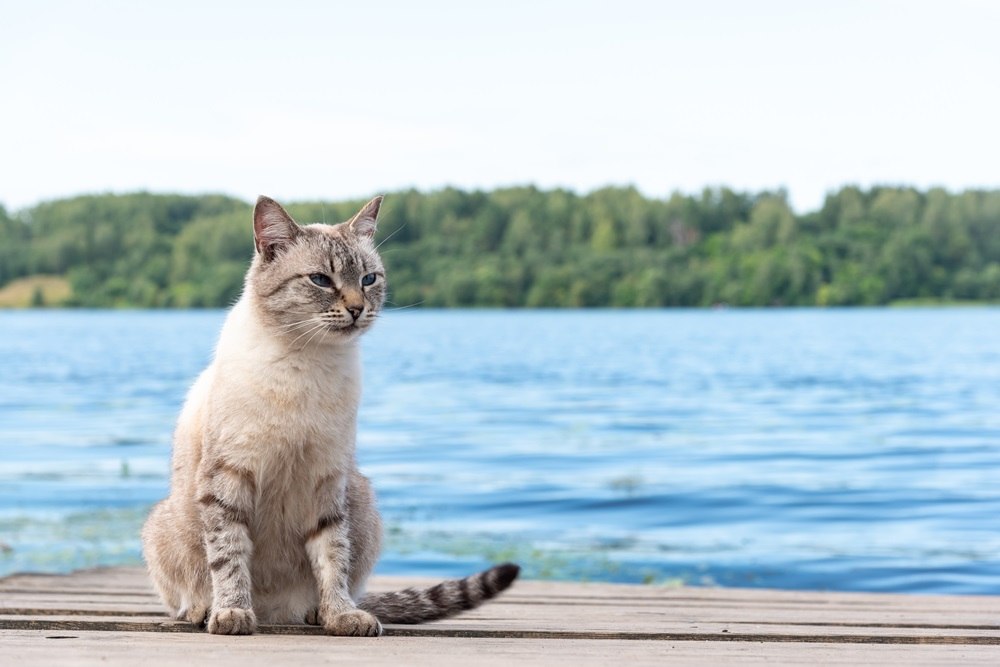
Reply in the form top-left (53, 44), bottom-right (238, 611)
top-left (361, 273), bottom-right (377, 287)
top-left (309, 273), bottom-right (333, 288)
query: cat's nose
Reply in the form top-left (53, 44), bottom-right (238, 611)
top-left (346, 305), bottom-right (364, 321)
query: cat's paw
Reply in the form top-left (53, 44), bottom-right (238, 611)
top-left (207, 607), bottom-right (257, 635)
top-left (304, 608), bottom-right (320, 625)
top-left (176, 604), bottom-right (209, 626)
top-left (324, 609), bottom-right (382, 637)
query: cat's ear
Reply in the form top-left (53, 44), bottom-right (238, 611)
top-left (347, 196), bottom-right (383, 239)
top-left (253, 196), bottom-right (301, 261)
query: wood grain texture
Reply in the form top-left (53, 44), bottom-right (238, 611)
top-left (1, 567), bottom-right (998, 665)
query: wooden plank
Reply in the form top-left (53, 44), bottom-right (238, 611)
top-left (4, 568), bottom-right (999, 631)
top-left (2, 567), bottom-right (999, 665)
top-left (2, 630), bottom-right (998, 667)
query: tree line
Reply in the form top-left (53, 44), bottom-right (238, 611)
top-left (1, 185), bottom-right (999, 308)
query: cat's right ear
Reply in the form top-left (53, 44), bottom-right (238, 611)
top-left (254, 196), bottom-right (301, 261)
top-left (347, 196), bottom-right (383, 239)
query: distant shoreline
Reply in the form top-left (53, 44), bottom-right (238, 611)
top-left (4, 187), bottom-right (1000, 309)
top-left (3, 302), bottom-right (1000, 312)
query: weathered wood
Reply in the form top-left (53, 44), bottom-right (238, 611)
top-left (1, 567), bottom-right (998, 665)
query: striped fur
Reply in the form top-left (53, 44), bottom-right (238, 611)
top-left (359, 563), bottom-right (520, 623)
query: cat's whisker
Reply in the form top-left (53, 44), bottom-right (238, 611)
top-left (277, 318), bottom-right (319, 332)
top-left (386, 300), bottom-right (424, 311)
top-left (301, 322), bottom-right (329, 350)
top-left (373, 224), bottom-right (406, 251)
top-left (287, 321), bottom-right (328, 348)
top-left (282, 324), bottom-right (320, 339)
top-left (278, 323), bottom-right (324, 338)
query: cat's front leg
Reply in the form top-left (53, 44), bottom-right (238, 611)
top-left (306, 474), bottom-right (382, 637)
top-left (198, 461), bottom-right (257, 635)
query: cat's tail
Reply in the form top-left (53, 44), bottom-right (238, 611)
top-left (357, 563), bottom-right (520, 624)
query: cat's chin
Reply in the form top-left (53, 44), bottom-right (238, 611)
top-left (319, 322), bottom-right (371, 343)
top-left (330, 324), bottom-right (364, 339)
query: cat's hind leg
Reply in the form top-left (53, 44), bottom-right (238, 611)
top-left (142, 499), bottom-right (212, 625)
top-left (346, 470), bottom-right (382, 601)
top-left (176, 599), bottom-right (210, 625)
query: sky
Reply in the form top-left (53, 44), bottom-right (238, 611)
top-left (2, 0), bottom-right (999, 213)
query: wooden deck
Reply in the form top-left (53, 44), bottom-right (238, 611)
top-left (1, 568), bottom-right (998, 665)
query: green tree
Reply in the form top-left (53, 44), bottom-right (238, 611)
top-left (2, 186), bottom-right (1000, 309)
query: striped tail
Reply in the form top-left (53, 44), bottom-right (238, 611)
top-left (357, 563), bottom-right (520, 624)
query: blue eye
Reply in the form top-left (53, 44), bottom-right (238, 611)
top-left (361, 273), bottom-right (377, 286)
top-left (309, 273), bottom-right (332, 288)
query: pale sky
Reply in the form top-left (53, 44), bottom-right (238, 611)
top-left (2, 0), bottom-right (998, 213)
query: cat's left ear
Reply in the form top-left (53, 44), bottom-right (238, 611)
top-left (347, 196), bottom-right (383, 239)
top-left (254, 196), bottom-right (301, 261)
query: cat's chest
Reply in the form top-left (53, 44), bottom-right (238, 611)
top-left (261, 367), bottom-right (357, 431)
top-left (208, 353), bottom-right (361, 460)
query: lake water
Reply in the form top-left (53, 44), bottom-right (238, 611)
top-left (1, 309), bottom-right (998, 594)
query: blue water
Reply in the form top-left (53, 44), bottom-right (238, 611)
top-left (1, 309), bottom-right (999, 594)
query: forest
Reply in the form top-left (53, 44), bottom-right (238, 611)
top-left (1, 185), bottom-right (999, 308)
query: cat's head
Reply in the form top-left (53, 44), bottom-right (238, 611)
top-left (248, 195), bottom-right (387, 345)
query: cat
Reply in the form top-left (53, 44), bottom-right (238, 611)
top-left (142, 195), bottom-right (519, 636)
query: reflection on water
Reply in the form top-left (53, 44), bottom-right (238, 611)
top-left (1, 308), bottom-right (999, 593)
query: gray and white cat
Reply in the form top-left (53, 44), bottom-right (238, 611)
top-left (142, 195), bottom-right (518, 636)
